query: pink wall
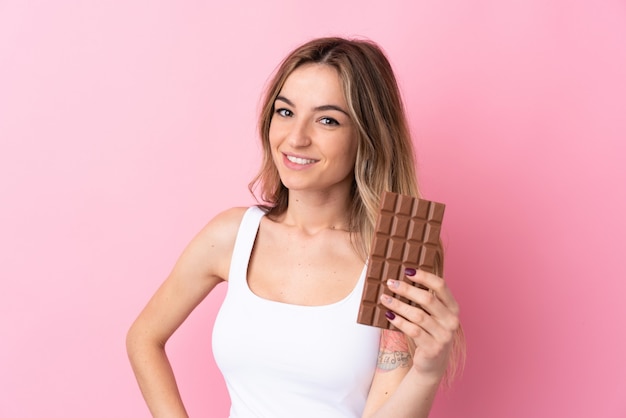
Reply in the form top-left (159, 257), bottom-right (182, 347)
top-left (1, 1), bottom-right (625, 417)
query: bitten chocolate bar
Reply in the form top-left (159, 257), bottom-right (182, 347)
top-left (357, 191), bottom-right (445, 329)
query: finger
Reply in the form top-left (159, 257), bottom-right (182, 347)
top-left (380, 298), bottom-right (448, 355)
top-left (386, 278), bottom-right (459, 333)
top-left (379, 293), bottom-right (449, 342)
top-left (386, 278), bottom-right (446, 319)
top-left (404, 269), bottom-right (460, 316)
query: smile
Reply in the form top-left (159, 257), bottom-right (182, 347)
top-left (286, 155), bottom-right (317, 165)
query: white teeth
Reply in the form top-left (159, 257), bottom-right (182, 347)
top-left (286, 155), bottom-right (316, 165)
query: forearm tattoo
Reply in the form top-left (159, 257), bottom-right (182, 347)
top-left (377, 330), bottom-right (411, 372)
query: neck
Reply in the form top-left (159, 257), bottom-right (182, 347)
top-left (279, 189), bottom-right (353, 234)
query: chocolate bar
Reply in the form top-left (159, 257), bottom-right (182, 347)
top-left (357, 191), bottom-right (445, 329)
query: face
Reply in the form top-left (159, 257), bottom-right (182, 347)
top-left (269, 63), bottom-right (358, 197)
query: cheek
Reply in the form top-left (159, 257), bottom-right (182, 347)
top-left (268, 121), bottom-right (284, 149)
top-left (267, 130), bottom-right (282, 161)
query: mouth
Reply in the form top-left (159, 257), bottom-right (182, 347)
top-left (285, 154), bottom-right (318, 165)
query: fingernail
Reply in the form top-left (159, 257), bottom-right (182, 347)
top-left (387, 279), bottom-right (399, 289)
top-left (405, 268), bottom-right (417, 276)
top-left (385, 310), bottom-right (396, 320)
top-left (380, 294), bottom-right (393, 304)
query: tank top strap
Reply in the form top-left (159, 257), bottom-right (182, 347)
top-left (228, 206), bottom-right (266, 285)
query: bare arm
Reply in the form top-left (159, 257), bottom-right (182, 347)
top-left (126, 207), bottom-right (246, 417)
top-left (362, 269), bottom-right (461, 418)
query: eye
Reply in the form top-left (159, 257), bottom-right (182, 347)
top-left (275, 108), bottom-right (293, 118)
top-left (319, 117), bottom-right (339, 126)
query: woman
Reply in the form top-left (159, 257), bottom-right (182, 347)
top-left (127, 37), bottom-right (462, 418)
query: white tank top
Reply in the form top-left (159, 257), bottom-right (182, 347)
top-left (212, 206), bottom-right (381, 418)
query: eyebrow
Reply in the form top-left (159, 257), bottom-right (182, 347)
top-left (275, 95), bottom-right (350, 117)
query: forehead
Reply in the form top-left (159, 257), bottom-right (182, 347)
top-left (279, 63), bottom-right (347, 105)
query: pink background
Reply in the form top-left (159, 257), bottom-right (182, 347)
top-left (1, 1), bottom-right (625, 417)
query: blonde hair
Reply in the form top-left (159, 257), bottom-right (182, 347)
top-left (249, 36), bottom-right (464, 383)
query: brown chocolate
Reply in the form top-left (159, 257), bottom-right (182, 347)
top-left (357, 191), bottom-right (445, 329)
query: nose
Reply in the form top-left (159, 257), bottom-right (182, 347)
top-left (286, 118), bottom-right (312, 148)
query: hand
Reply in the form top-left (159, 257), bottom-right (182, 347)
top-left (379, 268), bottom-right (460, 381)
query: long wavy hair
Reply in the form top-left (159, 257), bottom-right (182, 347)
top-left (248, 37), bottom-right (464, 383)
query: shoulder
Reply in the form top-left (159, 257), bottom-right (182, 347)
top-left (207, 206), bottom-right (249, 232)
top-left (173, 206), bottom-right (252, 282)
top-left (194, 206), bottom-right (250, 251)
